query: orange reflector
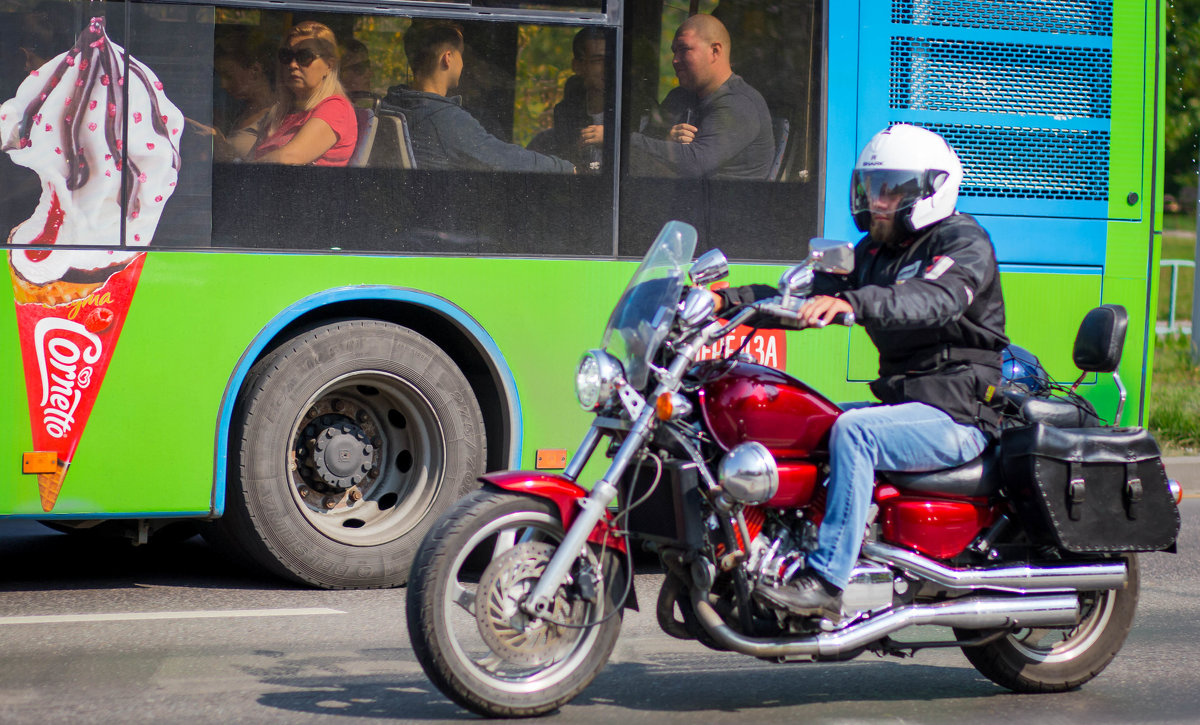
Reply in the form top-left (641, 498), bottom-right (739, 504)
top-left (22, 451), bottom-right (58, 475)
top-left (656, 392), bottom-right (674, 420)
top-left (535, 449), bottom-right (568, 470)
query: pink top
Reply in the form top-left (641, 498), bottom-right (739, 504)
top-left (254, 95), bottom-right (357, 167)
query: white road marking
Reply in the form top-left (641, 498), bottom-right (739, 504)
top-left (0, 607), bottom-right (345, 625)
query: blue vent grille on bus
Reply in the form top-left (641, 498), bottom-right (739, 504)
top-left (890, 38), bottom-right (1111, 119)
top-left (906, 123), bottom-right (1109, 201)
top-left (891, 0), bottom-right (1113, 36)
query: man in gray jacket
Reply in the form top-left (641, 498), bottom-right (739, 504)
top-left (381, 20), bottom-right (574, 174)
top-left (630, 14), bottom-right (774, 180)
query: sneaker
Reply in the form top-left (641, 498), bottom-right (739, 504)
top-left (755, 571), bottom-right (843, 619)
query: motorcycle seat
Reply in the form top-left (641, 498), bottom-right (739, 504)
top-left (880, 447), bottom-right (1001, 498)
top-left (999, 387), bottom-right (1101, 428)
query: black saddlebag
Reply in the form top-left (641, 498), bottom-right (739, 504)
top-left (1000, 423), bottom-right (1180, 553)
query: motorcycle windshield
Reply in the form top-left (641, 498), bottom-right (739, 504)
top-left (602, 221), bottom-right (698, 389)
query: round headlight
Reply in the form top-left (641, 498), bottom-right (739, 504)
top-left (576, 354), bottom-right (602, 411)
top-left (575, 350), bottom-right (622, 412)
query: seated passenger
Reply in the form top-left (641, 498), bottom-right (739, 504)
top-left (252, 21), bottom-right (357, 167)
top-left (340, 38), bottom-right (379, 108)
top-left (630, 14), bottom-right (773, 180)
top-left (527, 27), bottom-right (606, 171)
top-left (210, 30), bottom-right (274, 161)
top-left (381, 20), bottom-right (574, 173)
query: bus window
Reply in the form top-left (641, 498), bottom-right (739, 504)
top-left (2, 0), bottom-right (211, 256)
top-left (208, 8), bottom-right (615, 257)
top-left (128, 2), bottom-right (215, 248)
top-left (619, 1), bottom-right (823, 261)
top-left (476, 0), bottom-right (604, 11)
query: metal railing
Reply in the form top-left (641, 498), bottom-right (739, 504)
top-left (1160, 258), bottom-right (1195, 335)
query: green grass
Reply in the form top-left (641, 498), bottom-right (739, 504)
top-left (1150, 223), bottom-right (1200, 454)
top-left (1159, 225), bottom-right (1195, 322)
top-left (1149, 334), bottom-right (1200, 455)
top-left (1164, 212), bottom-right (1196, 233)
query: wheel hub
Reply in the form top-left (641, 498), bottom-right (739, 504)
top-left (475, 541), bottom-right (588, 668)
top-left (298, 413), bottom-right (376, 491)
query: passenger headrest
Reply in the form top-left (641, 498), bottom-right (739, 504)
top-left (1072, 304), bottom-right (1127, 373)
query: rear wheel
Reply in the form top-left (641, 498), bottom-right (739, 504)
top-left (206, 319), bottom-right (486, 589)
top-left (407, 489), bottom-right (622, 717)
top-left (956, 555), bottom-right (1139, 692)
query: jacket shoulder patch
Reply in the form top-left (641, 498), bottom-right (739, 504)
top-left (924, 255), bottom-right (955, 280)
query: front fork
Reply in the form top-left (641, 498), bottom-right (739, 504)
top-left (522, 406), bottom-right (655, 618)
top-left (522, 335), bottom-right (711, 618)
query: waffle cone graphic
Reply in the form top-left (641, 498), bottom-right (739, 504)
top-left (12, 254), bottom-right (145, 510)
top-left (37, 460), bottom-right (69, 513)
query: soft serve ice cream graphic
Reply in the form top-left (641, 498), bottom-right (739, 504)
top-left (1, 16), bottom-right (183, 511)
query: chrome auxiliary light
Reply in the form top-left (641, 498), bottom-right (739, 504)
top-left (718, 441), bottom-right (779, 504)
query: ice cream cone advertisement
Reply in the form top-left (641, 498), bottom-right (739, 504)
top-left (1, 16), bottom-right (182, 511)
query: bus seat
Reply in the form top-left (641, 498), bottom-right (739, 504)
top-left (768, 117), bottom-right (790, 181)
top-left (370, 111), bottom-right (417, 169)
top-left (349, 107), bottom-right (378, 168)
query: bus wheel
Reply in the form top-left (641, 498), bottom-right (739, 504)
top-left (212, 319), bottom-right (487, 589)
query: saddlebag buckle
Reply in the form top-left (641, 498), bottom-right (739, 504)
top-left (1067, 461), bottom-right (1086, 521)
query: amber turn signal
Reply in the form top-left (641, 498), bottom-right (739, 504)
top-left (655, 392), bottom-right (693, 421)
top-left (655, 392), bottom-right (673, 420)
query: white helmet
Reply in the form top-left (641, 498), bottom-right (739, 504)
top-left (850, 124), bottom-right (964, 234)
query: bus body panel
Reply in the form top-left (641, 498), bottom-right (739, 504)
top-left (0, 0), bottom-right (1164, 531)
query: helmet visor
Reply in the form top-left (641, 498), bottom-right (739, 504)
top-left (850, 169), bottom-right (938, 217)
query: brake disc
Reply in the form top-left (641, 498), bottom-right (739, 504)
top-left (475, 541), bottom-right (592, 668)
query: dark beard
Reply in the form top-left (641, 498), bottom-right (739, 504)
top-left (870, 216), bottom-right (906, 246)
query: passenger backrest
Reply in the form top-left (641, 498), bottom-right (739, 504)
top-left (768, 116), bottom-right (790, 181)
top-left (368, 111), bottom-right (417, 169)
top-left (1073, 304), bottom-right (1127, 373)
top-left (348, 108), bottom-right (378, 168)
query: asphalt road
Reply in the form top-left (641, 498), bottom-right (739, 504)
top-left (0, 498), bottom-right (1195, 723)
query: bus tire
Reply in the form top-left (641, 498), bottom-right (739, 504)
top-left (211, 319), bottom-right (487, 589)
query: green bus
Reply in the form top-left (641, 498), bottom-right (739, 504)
top-left (0, 0), bottom-right (1163, 588)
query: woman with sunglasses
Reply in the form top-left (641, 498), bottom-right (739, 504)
top-left (253, 21), bottom-right (357, 166)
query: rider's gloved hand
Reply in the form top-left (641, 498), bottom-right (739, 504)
top-left (798, 295), bottom-right (854, 328)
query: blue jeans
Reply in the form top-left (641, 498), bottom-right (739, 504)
top-left (805, 402), bottom-right (988, 590)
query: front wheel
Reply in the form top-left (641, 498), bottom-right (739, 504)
top-left (407, 489), bottom-right (622, 717)
top-left (956, 554), bottom-right (1139, 692)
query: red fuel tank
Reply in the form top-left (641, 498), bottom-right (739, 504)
top-left (699, 362), bottom-right (841, 458)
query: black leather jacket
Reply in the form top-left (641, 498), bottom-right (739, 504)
top-left (719, 213), bottom-right (1009, 435)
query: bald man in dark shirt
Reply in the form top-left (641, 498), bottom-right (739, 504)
top-left (631, 14), bottom-right (774, 180)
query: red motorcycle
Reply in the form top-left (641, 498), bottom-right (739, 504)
top-left (406, 221), bottom-right (1181, 717)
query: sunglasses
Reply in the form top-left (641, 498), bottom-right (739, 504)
top-left (277, 47), bottom-right (322, 67)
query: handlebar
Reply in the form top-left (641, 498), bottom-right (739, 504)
top-left (753, 298), bottom-right (856, 328)
top-left (704, 296), bottom-right (853, 344)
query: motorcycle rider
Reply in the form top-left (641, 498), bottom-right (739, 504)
top-left (713, 124), bottom-right (1008, 618)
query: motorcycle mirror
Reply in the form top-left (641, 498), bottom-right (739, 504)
top-left (679, 286), bottom-right (716, 327)
top-left (778, 264), bottom-right (814, 298)
top-left (689, 249), bottom-right (729, 287)
top-left (808, 238), bottom-right (855, 275)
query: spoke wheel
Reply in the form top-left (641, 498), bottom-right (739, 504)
top-left (956, 555), bottom-right (1139, 692)
top-left (407, 489), bottom-right (622, 717)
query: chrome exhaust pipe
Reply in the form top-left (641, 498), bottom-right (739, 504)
top-left (690, 589), bottom-right (1079, 659)
top-left (862, 541), bottom-right (1128, 593)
